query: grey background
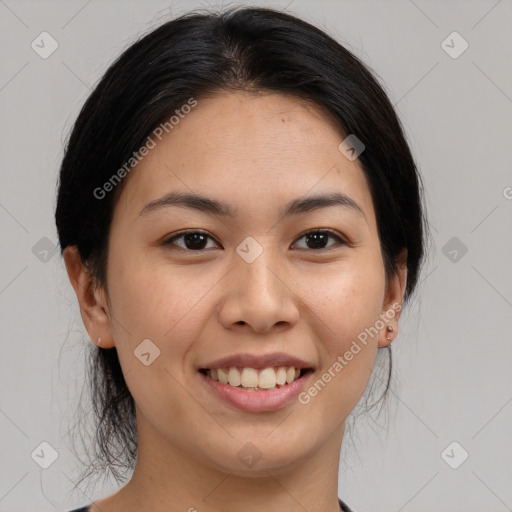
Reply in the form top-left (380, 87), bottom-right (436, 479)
top-left (1, 0), bottom-right (511, 511)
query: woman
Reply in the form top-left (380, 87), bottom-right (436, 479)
top-left (56, 6), bottom-right (426, 512)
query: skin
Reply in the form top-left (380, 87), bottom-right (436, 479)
top-left (64, 91), bottom-right (407, 512)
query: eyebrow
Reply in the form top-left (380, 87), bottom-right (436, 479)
top-left (139, 191), bottom-right (366, 220)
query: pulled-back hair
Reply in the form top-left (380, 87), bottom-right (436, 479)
top-left (55, 6), bottom-right (427, 487)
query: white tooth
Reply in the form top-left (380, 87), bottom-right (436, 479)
top-left (276, 367), bottom-right (287, 385)
top-left (210, 368), bottom-right (218, 381)
top-left (286, 366), bottom-right (295, 384)
top-left (295, 368), bottom-right (300, 379)
top-left (241, 367), bottom-right (259, 388)
top-left (218, 368), bottom-right (229, 384)
top-left (259, 367), bottom-right (277, 389)
top-left (228, 367), bottom-right (241, 387)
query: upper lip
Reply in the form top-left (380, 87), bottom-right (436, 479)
top-left (199, 352), bottom-right (314, 371)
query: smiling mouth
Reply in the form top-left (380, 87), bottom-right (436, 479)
top-left (199, 366), bottom-right (313, 391)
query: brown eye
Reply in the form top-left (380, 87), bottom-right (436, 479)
top-left (292, 230), bottom-right (346, 250)
top-left (163, 231), bottom-right (220, 251)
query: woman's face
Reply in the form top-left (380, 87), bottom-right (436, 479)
top-left (93, 91), bottom-right (405, 475)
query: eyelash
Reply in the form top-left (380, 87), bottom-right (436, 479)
top-left (162, 229), bottom-right (347, 252)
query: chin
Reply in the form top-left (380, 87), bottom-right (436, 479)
top-left (200, 434), bottom-right (315, 477)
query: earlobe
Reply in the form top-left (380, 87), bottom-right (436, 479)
top-left (62, 245), bottom-right (115, 348)
top-left (378, 248), bottom-right (408, 348)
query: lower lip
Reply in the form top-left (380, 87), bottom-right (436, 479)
top-left (199, 371), bottom-right (313, 412)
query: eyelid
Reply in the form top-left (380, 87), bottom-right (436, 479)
top-left (161, 229), bottom-right (222, 251)
top-left (162, 228), bottom-right (348, 251)
top-left (290, 228), bottom-right (348, 250)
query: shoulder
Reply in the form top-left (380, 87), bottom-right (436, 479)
top-left (339, 497), bottom-right (355, 512)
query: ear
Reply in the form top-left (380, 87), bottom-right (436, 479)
top-left (63, 245), bottom-right (115, 348)
top-left (378, 248), bottom-right (407, 348)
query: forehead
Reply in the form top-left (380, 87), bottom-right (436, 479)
top-left (115, 91), bottom-right (375, 224)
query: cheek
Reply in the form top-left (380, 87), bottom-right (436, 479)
top-left (107, 246), bottom-right (211, 330)
top-left (105, 250), bottom-right (219, 380)
top-left (299, 251), bottom-right (386, 339)
top-left (105, 257), bottom-right (212, 422)
top-left (296, 251), bottom-right (386, 402)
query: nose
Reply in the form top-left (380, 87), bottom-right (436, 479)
top-left (217, 248), bottom-right (299, 334)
